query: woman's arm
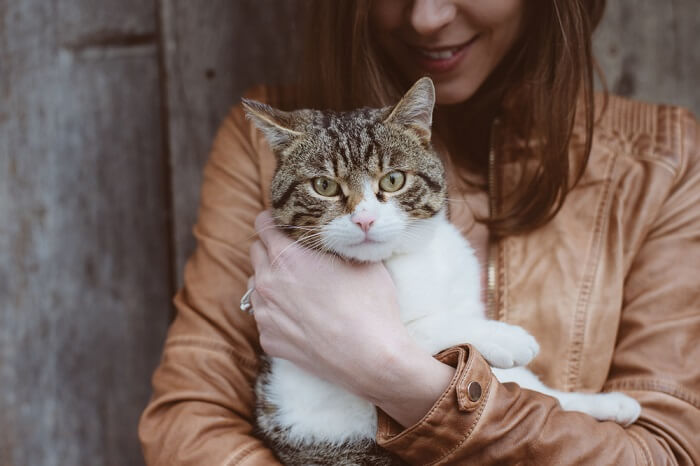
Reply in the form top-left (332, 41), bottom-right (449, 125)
top-left (138, 97), bottom-right (282, 466)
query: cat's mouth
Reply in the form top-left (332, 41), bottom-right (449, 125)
top-left (335, 237), bottom-right (395, 263)
top-left (349, 238), bottom-right (383, 246)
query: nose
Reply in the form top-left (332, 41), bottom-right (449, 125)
top-left (410, 0), bottom-right (457, 36)
top-left (351, 210), bottom-right (376, 233)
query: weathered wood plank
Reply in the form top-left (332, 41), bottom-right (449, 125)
top-left (159, 0), bottom-right (304, 284)
top-left (593, 0), bottom-right (700, 114)
top-left (0, 1), bottom-right (171, 465)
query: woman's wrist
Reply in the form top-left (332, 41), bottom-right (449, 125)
top-left (364, 336), bottom-right (456, 428)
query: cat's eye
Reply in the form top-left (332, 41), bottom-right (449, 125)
top-left (312, 177), bottom-right (340, 197)
top-left (379, 171), bottom-right (406, 193)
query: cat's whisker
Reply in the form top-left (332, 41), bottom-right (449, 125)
top-left (298, 242), bottom-right (327, 255)
top-left (289, 238), bottom-right (340, 271)
top-left (296, 234), bottom-right (328, 250)
top-left (277, 224), bottom-right (321, 232)
top-left (224, 223), bottom-right (320, 248)
top-left (269, 231), bottom-right (324, 267)
top-left (399, 230), bottom-right (420, 241)
top-left (310, 247), bottom-right (337, 270)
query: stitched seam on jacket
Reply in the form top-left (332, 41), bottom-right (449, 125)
top-left (429, 374), bottom-right (493, 466)
top-left (222, 444), bottom-right (259, 466)
top-left (627, 429), bottom-right (653, 466)
top-left (565, 150), bottom-right (618, 390)
top-left (604, 378), bottom-right (700, 409)
top-left (165, 336), bottom-right (259, 370)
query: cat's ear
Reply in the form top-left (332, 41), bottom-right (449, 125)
top-left (242, 98), bottom-right (304, 151)
top-left (383, 77), bottom-right (435, 143)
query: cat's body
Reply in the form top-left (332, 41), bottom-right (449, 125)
top-left (243, 78), bottom-right (641, 466)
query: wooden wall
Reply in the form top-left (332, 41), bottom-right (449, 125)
top-left (0, 1), bottom-right (697, 465)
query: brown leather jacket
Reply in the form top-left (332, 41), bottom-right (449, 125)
top-left (138, 87), bottom-right (700, 465)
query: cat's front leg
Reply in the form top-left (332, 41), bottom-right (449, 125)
top-left (407, 315), bottom-right (539, 368)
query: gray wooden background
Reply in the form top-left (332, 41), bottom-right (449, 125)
top-left (0, 1), bottom-right (697, 465)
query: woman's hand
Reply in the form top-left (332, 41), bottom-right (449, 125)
top-left (249, 211), bottom-right (454, 427)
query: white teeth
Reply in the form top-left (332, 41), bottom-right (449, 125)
top-left (418, 48), bottom-right (459, 60)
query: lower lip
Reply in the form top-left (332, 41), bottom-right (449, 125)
top-left (411, 37), bottom-right (479, 74)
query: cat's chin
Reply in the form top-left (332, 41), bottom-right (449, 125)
top-left (331, 241), bottom-right (397, 263)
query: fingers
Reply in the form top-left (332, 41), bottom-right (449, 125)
top-left (249, 283), bottom-right (262, 314)
top-left (255, 210), bottom-right (294, 256)
top-left (254, 210), bottom-right (276, 234)
top-left (250, 240), bottom-right (269, 272)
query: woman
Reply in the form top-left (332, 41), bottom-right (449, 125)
top-left (139, 1), bottom-right (700, 464)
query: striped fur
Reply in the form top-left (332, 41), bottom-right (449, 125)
top-left (243, 78), bottom-right (445, 254)
top-left (244, 78), bottom-right (440, 465)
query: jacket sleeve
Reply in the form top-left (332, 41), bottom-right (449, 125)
top-left (138, 100), bottom-right (282, 465)
top-left (376, 110), bottom-right (700, 465)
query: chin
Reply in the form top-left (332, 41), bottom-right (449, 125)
top-left (433, 77), bottom-right (480, 105)
top-left (332, 241), bottom-right (397, 263)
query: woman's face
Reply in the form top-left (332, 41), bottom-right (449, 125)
top-left (370, 0), bottom-right (525, 105)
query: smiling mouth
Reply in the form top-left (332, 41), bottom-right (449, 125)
top-left (412, 35), bottom-right (479, 57)
top-left (407, 35), bottom-right (480, 72)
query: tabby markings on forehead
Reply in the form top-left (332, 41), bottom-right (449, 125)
top-left (326, 127), bottom-right (351, 171)
top-left (362, 140), bottom-right (375, 165)
top-left (313, 107), bottom-right (383, 129)
top-left (303, 157), bottom-right (324, 174)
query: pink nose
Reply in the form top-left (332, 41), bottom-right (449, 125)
top-left (351, 211), bottom-right (376, 233)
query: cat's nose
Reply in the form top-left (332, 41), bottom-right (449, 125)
top-left (351, 211), bottom-right (376, 233)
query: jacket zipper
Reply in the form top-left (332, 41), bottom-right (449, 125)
top-left (486, 119), bottom-right (499, 320)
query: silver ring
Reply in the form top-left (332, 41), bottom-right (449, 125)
top-left (240, 287), bottom-right (255, 314)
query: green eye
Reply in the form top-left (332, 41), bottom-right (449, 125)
top-left (313, 177), bottom-right (340, 197)
top-left (379, 171), bottom-right (406, 192)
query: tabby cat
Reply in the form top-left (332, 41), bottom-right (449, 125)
top-left (242, 77), bottom-right (641, 466)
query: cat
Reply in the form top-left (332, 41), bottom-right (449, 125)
top-left (242, 77), bottom-right (641, 466)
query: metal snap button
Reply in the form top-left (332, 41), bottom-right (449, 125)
top-left (467, 381), bottom-right (482, 402)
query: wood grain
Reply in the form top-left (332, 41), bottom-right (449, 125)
top-left (593, 0), bottom-right (700, 113)
top-left (159, 0), bottom-right (303, 284)
top-left (0, 1), bottom-right (171, 465)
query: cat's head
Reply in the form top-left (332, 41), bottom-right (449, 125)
top-left (243, 77), bottom-right (446, 262)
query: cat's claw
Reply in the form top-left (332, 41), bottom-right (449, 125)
top-left (561, 392), bottom-right (641, 426)
top-left (474, 326), bottom-right (540, 369)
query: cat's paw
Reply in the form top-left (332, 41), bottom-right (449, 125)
top-left (562, 392), bottom-right (641, 426)
top-left (474, 326), bottom-right (540, 369)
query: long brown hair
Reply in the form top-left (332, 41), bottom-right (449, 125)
top-left (279, 0), bottom-right (607, 237)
